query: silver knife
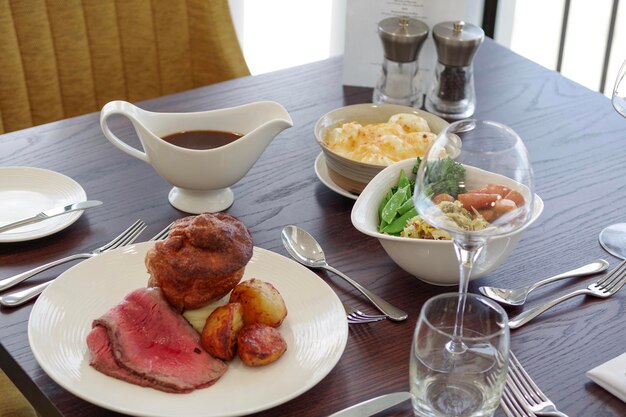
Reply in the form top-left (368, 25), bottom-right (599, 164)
top-left (328, 392), bottom-right (412, 417)
top-left (0, 200), bottom-right (102, 233)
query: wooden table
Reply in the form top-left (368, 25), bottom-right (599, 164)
top-left (1, 38), bottom-right (625, 417)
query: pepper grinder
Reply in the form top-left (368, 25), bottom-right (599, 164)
top-left (426, 20), bottom-right (484, 119)
top-left (373, 16), bottom-right (429, 108)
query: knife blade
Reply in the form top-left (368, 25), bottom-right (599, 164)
top-left (0, 200), bottom-right (102, 233)
top-left (328, 392), bottom-right (412, 417)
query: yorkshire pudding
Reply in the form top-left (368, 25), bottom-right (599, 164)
top-left (145, 213), bottom-right (253, 310)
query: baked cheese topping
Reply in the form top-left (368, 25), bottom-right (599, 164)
top-left (323, 113), bottom-right (436, 166)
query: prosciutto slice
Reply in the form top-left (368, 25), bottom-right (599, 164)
top-left (86, 287), bottom-right (227, 393)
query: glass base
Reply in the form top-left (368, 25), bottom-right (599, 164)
top-left (599, 223), bottom-right (626, 259)
top-left (425, 98), bottom-right (475, 120)
top-left (373, 89), bottom-right (423, 108)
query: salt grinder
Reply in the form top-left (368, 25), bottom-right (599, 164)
top-left (373, 16), bottom-right (429, 108)
top-left (426, 20), bottom-right (484, 119)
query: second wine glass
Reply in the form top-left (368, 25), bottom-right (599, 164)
top-left (598, 58), bottom-right (626, 259)
top-left (414, 120), bottom-right (534, 348)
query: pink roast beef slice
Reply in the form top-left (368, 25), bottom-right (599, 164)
top-left (87, 287), bottom-right (227, 393)
top-left (87, 325), bottom-right (184, 393)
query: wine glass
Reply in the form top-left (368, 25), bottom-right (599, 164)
top-left (414, 120), bottom-right (534, 347)
top-left (411, 120), bottom-right (533, 415)
top-left (598, 59), bottom-right (626, 259)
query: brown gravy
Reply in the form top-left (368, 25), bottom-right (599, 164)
top-left (161, 130), bottom-right (243, 150)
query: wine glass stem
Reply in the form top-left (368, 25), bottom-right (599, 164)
top-left (456, 245), bottom-right (482, 294)
top-left (449, 243), bottom-right (484, 353)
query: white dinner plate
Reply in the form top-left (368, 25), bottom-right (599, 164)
top-left (28, 243), bottom-right (348, 417)
top-left (314, 152), bottom-right (358, 200)
top-left (0, 167), bottom-right (87, 242)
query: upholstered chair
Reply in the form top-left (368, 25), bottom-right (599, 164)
top-left (0, 0), bottom-right (249, 134)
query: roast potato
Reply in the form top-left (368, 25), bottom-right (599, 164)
top-left (237, 323), bottom-right (287, 366)
top-left (229, 279), bottom-right (287, 327)
top-left (201, 303), bottom-right (244, 360)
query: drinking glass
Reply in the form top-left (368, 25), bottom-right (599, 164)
top-left (598, 58), bottom-right (626, 259)
top-left (414, 120), bottom-right (534, 351)
top-left (612, 58), bottom-right (626, 117)
top-left (410, 293), bottom-right (509, 417)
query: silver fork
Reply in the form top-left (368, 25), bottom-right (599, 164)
top-left (0, 220), bottom-right (147, 307)
top-left (509, 259), bottom-right (626, 329)
top-left (343, 303), bottom-right (387, 324)
top-left (0, 219), bottom-right (147, 293)
top-left (501, 383), bottom-right (535, 417)
top-left (507, 352), bottom-right (569, 417)
top-left (149, 221), bottom-right (173, 241)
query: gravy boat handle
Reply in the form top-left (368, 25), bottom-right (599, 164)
top-left (100, 100), bottom-right (150, 163)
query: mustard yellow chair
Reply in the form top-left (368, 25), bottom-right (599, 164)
top-left (0, 369), bottom-right (37, 417)
top-left (0, 0), bottom-right (249, 134)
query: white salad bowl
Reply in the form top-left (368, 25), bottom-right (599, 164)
top-left (351, 158), bottom-right (544, 286)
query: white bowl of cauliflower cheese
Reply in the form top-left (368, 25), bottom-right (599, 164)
top-left (351, 158), bottom-right (544, 286)
top-left (314, 103), bottom-right (449, 194)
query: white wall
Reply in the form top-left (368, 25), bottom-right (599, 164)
top-left (229, 0), bottom-right (482, 75)
top-left (228, 0), bottom-right (346, 75)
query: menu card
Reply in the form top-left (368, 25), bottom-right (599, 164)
top-left (342, 0), bottom-right (466, 94)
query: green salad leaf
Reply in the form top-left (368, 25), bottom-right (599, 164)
top-left (418, 156), bottom-right (466, 198)
top-left (378, 157), bottom-right (466, 236)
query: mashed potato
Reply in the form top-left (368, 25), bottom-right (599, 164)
top-left (323, 113), bottom-right (436, 165)
top-left (183, 294), bottom-right (229, 332)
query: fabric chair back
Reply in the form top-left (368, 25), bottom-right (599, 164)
top-left (0, 0), bottom-right (249, 133)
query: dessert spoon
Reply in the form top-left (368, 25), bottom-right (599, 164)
top-left (479, 259), bottom-right (609, 306)
top-left (281, 225), bottom-right (408, 321)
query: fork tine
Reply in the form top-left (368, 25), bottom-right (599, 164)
top-left (507, 372), bottom-right (536, 408)
top-left (509, 352), bottom-right (544, 403)
top-left (486, 373), bottom-right (517, 417)
top-left (502, 383), bottom-right (533, 417)
top-left (343, 302), bottom-right (387, 324)
top-left (346, 313), bottom-right (387, 324)
top-left (99, 220), bottom-right (145, 251)
top-left (352, 311), bottom-right (387, 320)
top-left (502, 385), bottom-right (520, 417)
top-left (106, 221), bottom-right (146, 250)
top-left (347, 315), bottom-right (386, 324)
top-left (500, 388), bottom-right (517, 417)
top-left (507, 353), bottom-right (570, 416)
top-left (114, 223), bottom-right (146, 248)
top-left (611, 267), bottom-right (626, 292)
top-left (149, 221), bottom-right (174, 242)
top-left (347, 316), bottom-right (385, 324)
top-left (599, 259), bottom-right (626, 291)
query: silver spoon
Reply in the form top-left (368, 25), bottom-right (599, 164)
top-left (599, 223), bottom-right (626, 259)
top-left (478, 259), bottom-right (609, 306)
top-left (281, 225), bottom-right (408, 321)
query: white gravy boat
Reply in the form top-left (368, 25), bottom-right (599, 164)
top-left (100, 101), bottom-right (292, 213)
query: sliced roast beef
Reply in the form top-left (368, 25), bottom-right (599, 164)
top-left (87, 325), bottom-right (182, 392)
top-left (86, 287), bottom-right (227, 393)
